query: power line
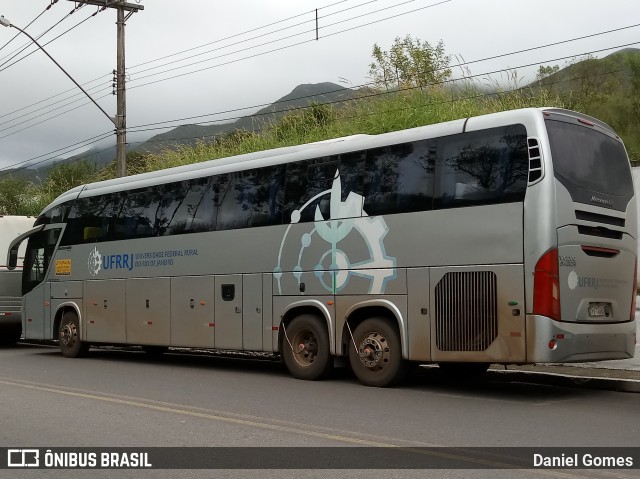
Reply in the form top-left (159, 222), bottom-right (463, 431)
top-left (127, 0), bottom-right (351, 71)
top-left (0, 90), bottom-right (112, 141)
top-left (1, 56), bottom-right (629, 180)
top-left (0, 0), bottom-right (58, 55)
top-left (0, 130), bottom-right (113, 176)
top-left (0, 82), bottom-right (111, 130)
top-left (127, 0), bottom-right (447, 86)
top-left (5, 1), bottom-right (637, 139)
top-left (2, 3), bottom-right (637, 170)
top-left (0, 0), bottom-right (365, 128)
top-left (0, 5), bottom-right (102, 74)
top-left (128, 0), bottom-right (405, 77)
top-left (0, 2), bottom-right (85, 68)
top-left (125, 32), bottom-right (640, 133)
top-left (0, 0), bottom-right (452, 139)
top-left (53, 62), bottom-right (630, 170)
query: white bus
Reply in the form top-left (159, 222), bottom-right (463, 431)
top-left (8, 108), bottom-right (637, 386)
top-left (0, 215), bottom-right (35, 344)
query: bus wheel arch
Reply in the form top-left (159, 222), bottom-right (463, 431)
top-left (279, 307), bottom-right (332, 381)
top-left (58, 309), bottom-right (89, 358)
top-left (344, 307), bottom-right (408, 387)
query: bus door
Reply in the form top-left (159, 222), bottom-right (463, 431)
top-left (21, 226), bottom-right (62, 339)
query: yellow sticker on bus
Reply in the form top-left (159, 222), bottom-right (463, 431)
top-left (55, 259), bottom-right (71, 276)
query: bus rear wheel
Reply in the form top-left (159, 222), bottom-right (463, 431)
top-left (348, 317), bottom-right (407, 387)
top-left (281, 314), bottom-right (332, 380)
top-left (59, 311), bottom-right (89, 358)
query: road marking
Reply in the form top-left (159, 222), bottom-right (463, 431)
top-left (0, 377), bottom-right (628, 477)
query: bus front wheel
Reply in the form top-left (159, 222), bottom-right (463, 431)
top-left (59, 311), bottom-right (89, 358)
top-left (281, 314), bottom-right (332, 380)
top-left (348, 317), bottom-right (407, 387)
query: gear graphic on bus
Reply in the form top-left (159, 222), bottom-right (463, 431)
top-left (274, 169), bottom-right (396, 294)
top-left (88, 246), bottom-right (102, 277)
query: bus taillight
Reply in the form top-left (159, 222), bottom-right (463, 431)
top-left (533, 248), bottom-right (561, 321)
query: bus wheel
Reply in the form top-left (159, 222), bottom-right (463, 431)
top-left (59, 312), bottom-right (89, 358)
top-left (281, 314), bottom-right (332, 380)
top-left (348, 318), bottom-right (407, 387)
top-left (437, 362), bottom-right (490, 380)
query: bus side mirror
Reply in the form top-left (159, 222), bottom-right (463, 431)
top-left (7, 244), bottom-right (19, 270)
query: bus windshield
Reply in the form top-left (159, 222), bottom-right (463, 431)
top-left (545, 119), bottom-right (633, 198)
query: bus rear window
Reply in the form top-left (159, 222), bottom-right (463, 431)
top-left (546, 119), bottom-right (633, 197)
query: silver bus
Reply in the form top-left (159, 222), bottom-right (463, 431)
top-left (8, 107), bottom-right (637, 387)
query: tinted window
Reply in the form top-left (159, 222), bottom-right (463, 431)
top-left (363, 139), bottom-right (434, 215)
top-left (36, 203), bottom-right (70, 226)
top-left (164, 177), bottom-right (217, 235)
top-left (217, 166), bottom-right (284, 230)
top-left (284, 152), bottom-right (365, 224)
top-left (60, 193), bottom-right (125, 245)
top-left (546, 119), bottom-right (633, 196)
top-left (434, 124), bottom-right (528, 209)
top-left (22, 228), bottom-right (61, 295)
top-left (119, 186), bottom-right (165, 239)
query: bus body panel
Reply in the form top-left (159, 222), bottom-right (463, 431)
top-left (242, 273), bottom-right (264, 351)
top-left (556, 227), bottom-right (635, 323)
top-left (526, 314), bottom-right (635, 362)
top-left (126, 277), bottom-right (171, 346)
top-left (406, 267), bottom-right (430, 361)
top-left (429, 264), bottom-right (526, 363)
top-left (170, 275), bottom-right (216, 348)
top-left (85, 279), bottom-right (126, 343)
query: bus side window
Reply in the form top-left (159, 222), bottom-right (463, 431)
top-left (284, 153), bottom-right (365, 224)
top-left (217, 166), bottom-right (284, 231)
top-left (60, 194), bottom-right (125, 245)
top-left (433, 125), bottom-right (528, 209)
top-left (363, 140), bottom-right (434, 216)
top-left (165, 177), bottom-right (217, 235)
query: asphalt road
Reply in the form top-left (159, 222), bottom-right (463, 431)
top-left (0, 343), bottom-right (639, 479)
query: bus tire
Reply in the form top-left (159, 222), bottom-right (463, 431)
top-left (281, 314), bottom-right (332, 381)
top-left (348, 317), bottom-right (407, 387)
top-left (59, 311), bottom-right (89, 358)
top-left (438, 362), bottom-right (489, 380)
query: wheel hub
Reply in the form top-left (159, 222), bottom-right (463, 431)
top-left (358, 332), bottom-right (389, 369)
top-left (292, 331), bottom-right (318, 366)
top-left (60, 323), bottom-right (76, 347)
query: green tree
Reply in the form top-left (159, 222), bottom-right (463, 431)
top-left (0, 176), bottom-right (32, 215)
top-left (369, 35), bottom-right (451, 91)
top-left (43, 158), bottom-right (98, 200)
top-left (535, 64), bottom-right (560, 82)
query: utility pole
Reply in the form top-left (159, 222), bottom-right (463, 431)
top-left (70, 1), bottom-right (144, 177)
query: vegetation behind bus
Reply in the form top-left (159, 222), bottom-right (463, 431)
top-left (1, 38), bottom-right (639, 216)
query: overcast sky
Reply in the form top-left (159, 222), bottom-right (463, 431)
top-left (0, 0), bottom-right (638, 171)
